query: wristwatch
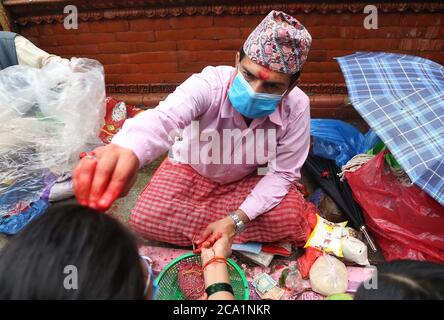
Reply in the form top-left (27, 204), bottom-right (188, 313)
top-left (229, 211), bottom-right (246, 233)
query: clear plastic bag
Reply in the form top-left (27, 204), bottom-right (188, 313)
top-left (0, 58), bottom-right (105, 216)
top-left (309, 255), bottom-right (348, 296)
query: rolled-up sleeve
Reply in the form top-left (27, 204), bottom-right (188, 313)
top-left (112, 68), bottom-right (215, 167)
top-left (15, 35), bottom-right (70, 68)
top-left (239, 100), bottom-right (311, 221)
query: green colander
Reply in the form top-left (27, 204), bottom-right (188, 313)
top-left (154, 252), bottom-right (249, 300)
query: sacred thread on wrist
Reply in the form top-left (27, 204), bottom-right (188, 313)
top-left (203, 256), bottom-right (227, 270)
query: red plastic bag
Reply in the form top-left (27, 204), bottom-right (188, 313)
top-left (297, 247), bottom-right (323, 279)
top-left (346, 152), bottom-right (444, 263)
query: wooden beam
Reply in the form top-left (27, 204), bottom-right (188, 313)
top-left (3, 1), bottom-right (444, 26)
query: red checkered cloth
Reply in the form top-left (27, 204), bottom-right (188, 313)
top-left (129, 158), bottom-right (317, 246)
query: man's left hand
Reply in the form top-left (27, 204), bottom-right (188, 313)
top-left (197, 216), bottom-right (236, 246)
top-left (196, 210), bottom-right (250, 246)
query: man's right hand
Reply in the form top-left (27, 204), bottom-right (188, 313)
top-left (73, 143), bottom-right (139, 211)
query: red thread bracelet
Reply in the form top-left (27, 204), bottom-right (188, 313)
top-left (202, 256), bottom-right (227, 270)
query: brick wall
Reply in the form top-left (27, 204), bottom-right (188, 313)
top-left (19, 13), bottom-right (444, 85)
top-left (5, 1), bottom-right (444, 118)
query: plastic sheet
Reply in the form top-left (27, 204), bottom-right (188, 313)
top-left (310, 119), bottom-right (380, 167)
top-left (0, 198), bottom-right (50, 235)
top-left (0, 58), bottom-right (105, 216)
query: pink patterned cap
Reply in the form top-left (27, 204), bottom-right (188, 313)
top-left (243, 10), bottom-right (312, 74)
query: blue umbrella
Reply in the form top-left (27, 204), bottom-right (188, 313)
top-left (337, 52), bottom-right (444, 206)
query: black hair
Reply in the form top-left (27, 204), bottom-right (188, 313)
top-left (0, 204), bottom-right (145, 300)
top-left (355, 260), bottom-right (444, 300)
top-left (239, 46), bottom-right (300, 86)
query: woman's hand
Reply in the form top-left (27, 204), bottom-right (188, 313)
top-left (211, 235), bottom-right (232, 259)
top-left (200, 234), bottom-right (232, 265)
top-left (200, 235), bottom-right (235, 300)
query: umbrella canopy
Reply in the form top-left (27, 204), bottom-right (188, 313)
top-left (303, 154), bottom-right (377, 252)
top-left (337, 52), bottom-right (444, 206)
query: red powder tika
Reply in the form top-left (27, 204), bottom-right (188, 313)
top-left (177, 260), bottom-right (205, 300)
top-left (258, 68), bottom-right (271, 80)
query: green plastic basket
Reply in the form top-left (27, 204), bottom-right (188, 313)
top-left (154, 253), bottom-right (249, 300)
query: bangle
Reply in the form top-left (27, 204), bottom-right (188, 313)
top-left (205, 282), bottom-right (234, 297)
top-left (202, 256), bottom-right (227, 270)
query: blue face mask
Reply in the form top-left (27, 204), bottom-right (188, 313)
top-left (228, 70), bottom-right (284, 119)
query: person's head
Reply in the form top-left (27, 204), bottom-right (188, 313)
top-left (229, 10), bottom-right (311, 119)
top-left (0, 204), bottom-right (151, 300)
top-left (355, 260), bottom-right (444, 300)
top-left (236, 47), bottom-right (301, 95)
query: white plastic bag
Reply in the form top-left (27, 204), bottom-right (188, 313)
top-left (0, 58), bottom-right (105, 215)
top-left (341, 236), bottom-right (370, 266)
